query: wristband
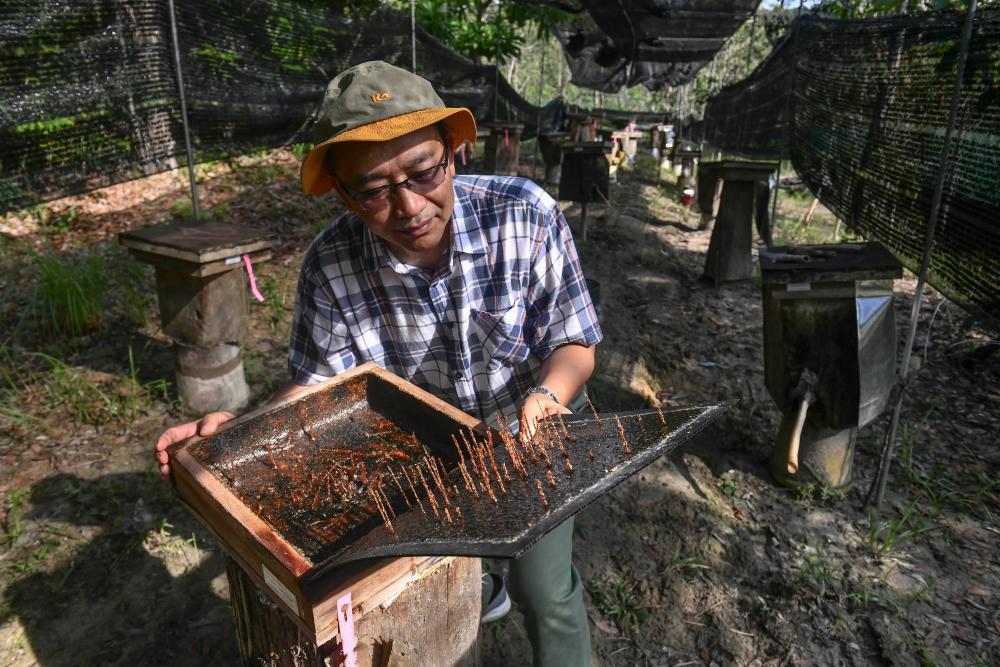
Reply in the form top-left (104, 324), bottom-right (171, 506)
top-left (524, 385), bottom-right (560, 405)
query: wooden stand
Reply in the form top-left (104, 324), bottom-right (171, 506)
top-left (118, 221), bottom-right (274, 413)
top-left (226, 555), bottom-right (481, 666)
top-left (695, 161), bottom-right (724, 231)
top-left (482, 122), bottom-right (524, 176)
top-left (559, 142), bottom-right (611, 241)
top-left (538, 132), bottom-right (569, 185)
top-left (566, 112), bottom-right (603, 143)
top-left (702, 162), bottom-right (777, 284)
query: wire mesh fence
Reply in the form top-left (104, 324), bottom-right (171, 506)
top-left (704, 10), bottom-right (1000, 326)
top-left (0, 0), bottom-right (555, 214)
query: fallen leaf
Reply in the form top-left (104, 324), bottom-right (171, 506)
top-left (595, 617), bottom-right (619, 635)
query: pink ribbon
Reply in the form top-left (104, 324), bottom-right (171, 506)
top-left (337, 592), bottom-right (358, 667)
top-left (243, 255), bottom-right (264, 303)
top-left (504, 127), bottom-right (510, 147)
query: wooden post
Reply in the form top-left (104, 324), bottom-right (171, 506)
top-left (226, 556), bottom-right (482, 667)
top-left (702, 161), bottom-right (777, 283)
top-left (483, 123), bottom-right (524, 176)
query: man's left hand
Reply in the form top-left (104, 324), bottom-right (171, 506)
top-left (518, 393), bottom-right (572, 444)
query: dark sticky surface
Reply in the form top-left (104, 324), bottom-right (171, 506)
top-left (185, 374), bottom-right (457, 564)
top-left (308, 402), bottom-right (732, 575)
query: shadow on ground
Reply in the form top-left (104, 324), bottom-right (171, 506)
top-left (2, 472), bottom-right (239, 666)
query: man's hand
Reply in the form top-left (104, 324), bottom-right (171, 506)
top-left (519, 393), bottom-right (572, 444)
top-left (154, 411), bottom-right (235, 479)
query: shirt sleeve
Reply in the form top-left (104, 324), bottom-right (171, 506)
top-left (287, 260), bottom-right (357, 385)
top-left (524, 196), bottom-right (603, 359)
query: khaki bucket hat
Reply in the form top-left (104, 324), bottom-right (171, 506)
top-left (300, 61), bottom-right (477, 195)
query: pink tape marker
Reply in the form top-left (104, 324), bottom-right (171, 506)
top-left (504, 127), bottom-right (510, 147)
top-left (337, 592), bottom-right (358, 667)
top-left (243, 255), bottom-right (265, 303)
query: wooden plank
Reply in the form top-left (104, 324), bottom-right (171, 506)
top-left (128, 247), bottom-right (273, 277)
top-left (120, 235), bottom-right (273, 265)
top-left (118, 221), bottom-right (275, 263)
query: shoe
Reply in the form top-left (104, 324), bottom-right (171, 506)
top-left (481, 573), bottom-right (511, 623)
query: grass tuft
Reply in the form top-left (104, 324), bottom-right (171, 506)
top-left (590, 573), bottom-right (649, 633)
top-left (27, 249), bottom-right (109, 337)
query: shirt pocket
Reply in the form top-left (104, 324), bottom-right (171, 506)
top-left (469, 298), bottom-right (532, 371)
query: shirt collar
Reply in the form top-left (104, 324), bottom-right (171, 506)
top-left (358, 179), bottom-right (489, 274)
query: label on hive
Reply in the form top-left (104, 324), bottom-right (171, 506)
top-left (262, 563), bottom-right (299, 615)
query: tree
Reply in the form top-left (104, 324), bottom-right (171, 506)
top-left (392, 0), bottom-right (570, 63)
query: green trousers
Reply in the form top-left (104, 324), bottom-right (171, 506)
top-left (487, 390), bottom-right (592, 667)
top-left (507, 517), bottom-right (591, 667)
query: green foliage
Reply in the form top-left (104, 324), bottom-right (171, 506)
top-left (398, 0), bottom-right (569, 62)
top-left (795, 547), bottom-right (842, 597)
top-left (22, 245), bottom-right (150, 339)
top-left (27, 249), bottom-right (109, 338)
top-left (590, 573), bottom-right (649, 633)
top-left (823, 0), bottom-right (976, 19)
top-left (0, 345), bottom-right (169, 430)
top-left (866, 503), bottom-right (939, 559)
top-left (169, 199), bottom-right (228, 221)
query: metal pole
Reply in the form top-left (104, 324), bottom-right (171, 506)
top-left (768, 161), bottom-right (782, 247)
top-left (869, 0), bottom-right (978, 511)
top-left (167, 0), bottom-right (200, 220)
top-left (493, 44), bottom-right (499, 120)
top-left (410, 0), bottom-right (417, 73)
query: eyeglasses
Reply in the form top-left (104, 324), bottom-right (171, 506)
top-left (343, 150), bottom-right (450, 211)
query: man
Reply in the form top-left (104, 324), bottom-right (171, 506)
top-left (155, 60), bottom-right (601, 666)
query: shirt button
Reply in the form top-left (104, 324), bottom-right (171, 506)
top-left (454, 370), bottom-right (464, 380)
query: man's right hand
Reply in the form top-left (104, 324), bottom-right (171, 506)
top-left (154, 411), bottom-right (236, 479)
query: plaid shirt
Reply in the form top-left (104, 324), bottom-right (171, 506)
top-left (288, 175), bottom-right (602, 425)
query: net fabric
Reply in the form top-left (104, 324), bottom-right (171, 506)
top-left (703, 11), bottom-right (1000, 326)
top-left (0, 0), bottom-right (552, 214)
top-left (550, 0), bottom-right (761, 92)
top-left (0, 1), bottom-right (181, 212)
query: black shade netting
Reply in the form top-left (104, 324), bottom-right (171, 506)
top-left (550, 0), bottom-right (761, 92)
top-left (703, 10), bottom-right (1000, 327)
top-left (0, 0), bottom-right (559, 214)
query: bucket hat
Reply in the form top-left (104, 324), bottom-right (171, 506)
top-left (300, 61), bottom-right (477, 195)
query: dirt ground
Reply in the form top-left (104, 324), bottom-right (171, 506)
top-left (0, 147), bottom-right (997, 667)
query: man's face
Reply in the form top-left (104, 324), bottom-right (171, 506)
top-left (330, 126), bottom-right (456, 269)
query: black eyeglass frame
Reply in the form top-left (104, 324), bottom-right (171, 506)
top-left (341, 147), bottom-right (451, 212)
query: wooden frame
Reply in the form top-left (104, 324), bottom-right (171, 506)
top-left (167, 362), bottom-right (484, 645)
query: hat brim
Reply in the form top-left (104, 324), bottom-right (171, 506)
top-left (300, 107), bottom-right (477, 195)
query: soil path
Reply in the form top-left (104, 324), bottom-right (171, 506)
top-left (0, 150), bottom-right (996, 666)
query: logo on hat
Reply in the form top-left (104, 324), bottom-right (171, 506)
top-left (370, 91), bottom-right (392, 103)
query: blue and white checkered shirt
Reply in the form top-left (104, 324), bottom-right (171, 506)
top-left (288, 175), bottom-right (603, 425)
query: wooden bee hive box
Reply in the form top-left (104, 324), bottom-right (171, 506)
top-left (167, 362), bottom-right (484, 646)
